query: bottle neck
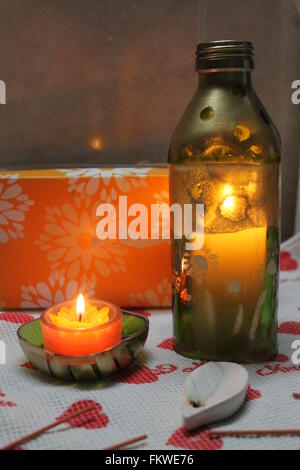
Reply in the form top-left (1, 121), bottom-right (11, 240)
top-left (197, 70), bottom-right (252, 89)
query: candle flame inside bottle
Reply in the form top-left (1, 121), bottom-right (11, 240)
top-left (222, 184), bottom-right (233, 198)
top-left (220, 194), bottom-right (247, 222)
top-left (221, 195), bottom-right (235, 213)
top-left (76, 294), bottom-right (85, 322)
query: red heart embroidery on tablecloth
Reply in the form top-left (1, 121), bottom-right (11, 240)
top-left (115, 363), bottom-right (177, 384)
top-left (182, 361), bottom-right (206, 373)
top-left (56, 400), bottom-right (108, 429)
top-left (21, 361), bottom-right (35, 369)
top-left (0, 313), bottom-right (34, 324)
top-left (116, 366), bottom-right (158, 384)
top-left (246, 386), bottom-right (261, 401)
top-left (278, 322), bottom-right (300, 335)
top-left (271, 353), bottom-right (289, 362)
top-left (280, 251), bottom-right (298, 271)
top-left (0, 400), bottom-right (16, 407)
top-left (157, 338), bottom-right (173, 350)
top-left (0, 389), bottom-right (16, 408)
top-left (167, 426), bottom-right (223, 450)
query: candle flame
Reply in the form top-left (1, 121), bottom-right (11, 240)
top-left (222, 195), bottom-right (235, 213)
top-left (222, 184), bottom-right (233, 198)
top-left (90, 137), bottom-right (103, 151)
top-left (76, 294), bottom-right (85, 322)
top-left (220, 194), bottom-right (247, 222)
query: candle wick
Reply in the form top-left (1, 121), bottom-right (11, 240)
top-left (79, 314), bottom-right (82, 322)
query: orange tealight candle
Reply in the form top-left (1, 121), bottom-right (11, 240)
top-left (41, 295), bottom-right (122, 357)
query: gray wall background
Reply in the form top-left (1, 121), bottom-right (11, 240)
top-left (0, 0), bottom-right (299, 240)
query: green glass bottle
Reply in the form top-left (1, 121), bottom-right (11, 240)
top-left (169, 41), bottom-right (280, 363)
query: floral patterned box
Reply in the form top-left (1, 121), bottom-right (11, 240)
top-left (0, 167), bottom-right (171, 309)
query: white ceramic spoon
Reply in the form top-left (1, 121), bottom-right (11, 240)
top-left (183, 362), bottom-right (249, 431)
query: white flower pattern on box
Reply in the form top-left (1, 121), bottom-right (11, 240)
top-left (129, 277), bottom-right (171, 307)
top-left (152, 189), bottom-right (170, 240)
top-left (20, 274), bottom-right (96, 309)
top-left (35, 196), bottom-right (128, 280)
top-left (0, 177), bottom-right (34, 244)
top-left (118, 189), bottom-right (171, 249)
top-left (58, 168), bottom-right (151, 200)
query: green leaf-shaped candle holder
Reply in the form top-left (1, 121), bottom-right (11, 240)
top-left (18, 310), bottom-right (149, 382)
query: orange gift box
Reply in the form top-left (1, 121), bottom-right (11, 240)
top-left (0, 167), bottom-right (171, 309)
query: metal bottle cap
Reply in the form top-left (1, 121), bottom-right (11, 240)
top-left (196, 40), bottom-right (254, 71)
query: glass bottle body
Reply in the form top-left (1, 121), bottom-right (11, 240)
top-left (169, 70), bottom-right (281, 363)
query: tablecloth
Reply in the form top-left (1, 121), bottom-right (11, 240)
top-left (1, 233), bottom-right (300, 450)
